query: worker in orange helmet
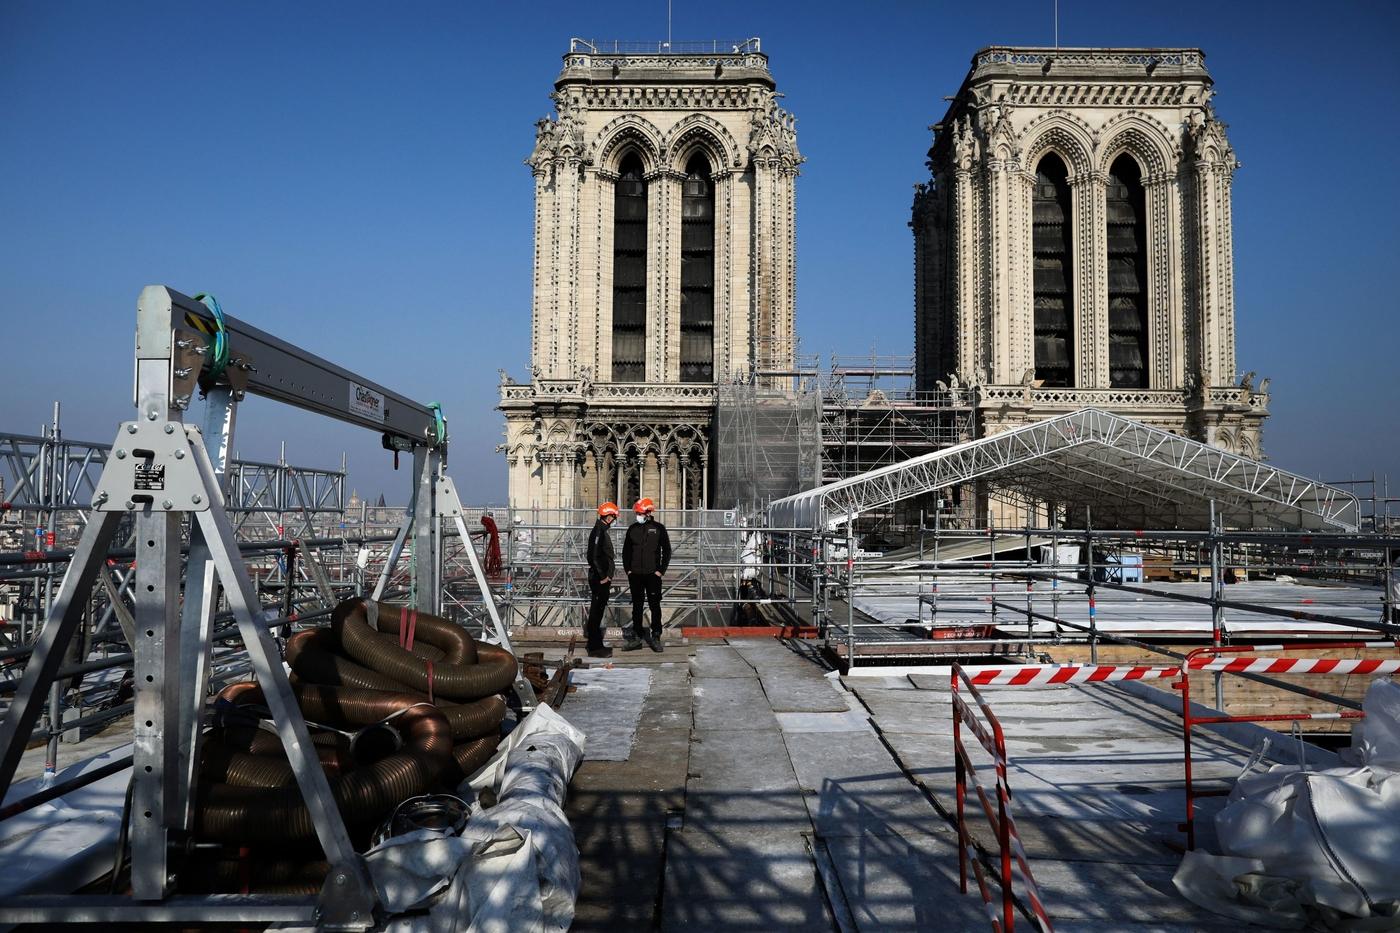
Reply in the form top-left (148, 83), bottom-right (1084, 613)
top-left (584, 502), bottom-right (621, 658)
top-left (621, 497), bottom-right (670, 652)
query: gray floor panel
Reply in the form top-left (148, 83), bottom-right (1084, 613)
top-left (689, 644), bottom-right (755, 679)
top-left (691, 676), bottom-right (779, 731)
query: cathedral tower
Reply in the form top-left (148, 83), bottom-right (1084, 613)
top-left (501, 39), bottom-right (801, 510)
top-left (913, 47), bottom-right (1267, 455)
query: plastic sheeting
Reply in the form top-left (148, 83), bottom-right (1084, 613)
top-left (366, 705), bottom-right (586, 933)
top-left (1174, 679), bottom-right (1400, 930)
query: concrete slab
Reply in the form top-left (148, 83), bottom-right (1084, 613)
top-left (691, 676), bottom-right (778, 731)
top-left (689, 644), bottom-right (754, 679)
top-left (727, 640), bottom-right (849, 713)
top-left (776, 709), bottom-right (871, 734)
top-left (822, 826), bottom-right (989, 932)
top-left (567, 663), bottom-right (692, 931)
top-left (785, 729), bottom-right (943, 839)
top-left (661, 829), bottom-right (830, 932)
top-left (560, 667), bottom-right (653, 761)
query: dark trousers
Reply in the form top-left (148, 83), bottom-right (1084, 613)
top-left (585, 574), bottom-right (612, 649)
top-left (628, 572), bottom-right (663, 637)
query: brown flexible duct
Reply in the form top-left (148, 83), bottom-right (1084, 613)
top-left (196, 682), bottom-right (453, 842)
top-left (201, 735), bottom-right (350, 788)
top-left (286, 628), bottom-right (508, 740)
top-left (334, 600), bottom-right (517, 701)
top-left (333, 598), bottom-right (477, 665)
top-left (446, 733), bottom-right (499, 784)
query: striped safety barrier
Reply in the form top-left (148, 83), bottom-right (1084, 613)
top-left (967, 664), bottom-right (1178, 687)
top-left (953, 664), bottom-right (1054, 932)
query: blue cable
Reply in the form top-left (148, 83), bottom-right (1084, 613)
top-left (193, 292), bottom-right (231, 381)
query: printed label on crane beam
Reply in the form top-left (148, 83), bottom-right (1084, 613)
top-left (349, 383), bottom-right (386, 423)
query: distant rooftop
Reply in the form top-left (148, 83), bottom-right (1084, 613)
top-left (568, 38), bottom-right (762, 55)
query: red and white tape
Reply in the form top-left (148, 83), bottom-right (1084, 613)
top-left (1194, 656), bottom-right (1400, 677)
top-left (967, 664), bottom-right (1177, 687)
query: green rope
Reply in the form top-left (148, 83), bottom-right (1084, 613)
top-left (193, 293), bottom-right (231, 382)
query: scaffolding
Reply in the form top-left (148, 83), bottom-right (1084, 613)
top-left (714, 381), bottom-right (821, 515)
top-left (819, 354), bottom-right (975, 484)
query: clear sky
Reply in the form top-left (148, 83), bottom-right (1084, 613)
top-left (3, 1), bottom-right (1397, 507)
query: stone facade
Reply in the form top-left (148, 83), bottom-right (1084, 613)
top-left (913, 47), bottom-right (1267, 456)
top-left (501, 41), bottom-right (800, 510)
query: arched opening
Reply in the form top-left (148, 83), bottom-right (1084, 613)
top-left (680, 152), bottom-right (715, 383)
top-left (1107, 154), bottom-right (1149, 388)
top-left (612, 152), bottom-right (648, 382)
top-left (1032, 152), bottom-right (1074, 387)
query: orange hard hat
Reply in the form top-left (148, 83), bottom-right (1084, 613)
top-left (598, 501), bottom-right (619, 518)
top-left (633, 497), bottom-right (656, 514)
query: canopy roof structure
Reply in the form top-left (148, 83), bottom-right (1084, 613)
top-left (768, 409), bottom-right (1359, 532)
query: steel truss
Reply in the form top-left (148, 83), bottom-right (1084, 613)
top-left (769, 408), bottom-right (1360, 532)
top-left (0, 286), bottom-right (531, 928)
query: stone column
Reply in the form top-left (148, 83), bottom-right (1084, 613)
top-left (1143, 171), bottom-right (1180, 389)
top-left (589, 168), bottom-right (617, 380)
top-left (750, 156), bottom-right (776, 378)
top-left (531, 166), bottom-right (553, 377)
top-left (1069, 170), bottom-right (1107, 387)
top-left (951, 161), bottom-right (978, 379)
top-left (712, 169), bottom-right (734, 379)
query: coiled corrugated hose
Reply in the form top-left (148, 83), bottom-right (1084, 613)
top-left (195, 682), bottom-right (454, 842)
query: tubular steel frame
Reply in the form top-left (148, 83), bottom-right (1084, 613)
top-left (0, 286), bottom-right (528, 927)
top-left (768, 408), bottom-right (1360, 532)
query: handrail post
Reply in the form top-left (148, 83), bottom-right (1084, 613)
top-left (1086, 507), bottom-right (1097, 665)
top-left (1210, 501), bottom-right (1225, 709)
top-left (952, 669), bottom-right (967, 894)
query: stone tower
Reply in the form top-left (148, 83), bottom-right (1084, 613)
top-left (501, 39), bottom-right (801, 511)
top-left (913, 47), bottom-right (1267, 456)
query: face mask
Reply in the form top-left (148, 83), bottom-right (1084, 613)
top-left (636, 514), bottom-right (649, 523)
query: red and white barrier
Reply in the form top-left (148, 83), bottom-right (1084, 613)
top-left (967, 664), bottom-right (1177, 687)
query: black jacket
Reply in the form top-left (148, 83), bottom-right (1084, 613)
top-left (586, 519), bottom-right (616, 579)
top-left (623, 519), bottom-right (671, 576)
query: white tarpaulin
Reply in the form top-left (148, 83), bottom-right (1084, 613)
top-left (365, 705), bottom-right (586, 933)
top-left (1174, 679), bottom-right (1400, 930)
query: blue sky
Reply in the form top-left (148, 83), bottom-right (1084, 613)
top-left (3, 1), bottom-right (1397, 506)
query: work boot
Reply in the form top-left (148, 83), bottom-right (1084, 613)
top-left (647, 631), bottom-right (663, 653)
top-left (587, 646), bottom-right (614, 659)
top-left (621, 633), bottom-right (644, 651)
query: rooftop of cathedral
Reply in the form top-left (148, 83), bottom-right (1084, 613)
top-left (965, 45), bottom-right (1213, 83)
top-left (558, 37), bottom-right (773, 87)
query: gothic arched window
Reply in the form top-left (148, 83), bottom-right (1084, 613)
top-left (680, 153), bottom-right (715, 382)
top-left (1107, 154), bottom-right (1149, 388)
top-left (1032, 153), bottom-right (1074, 387)
top-left (612, 153), bottom-right (648, 382)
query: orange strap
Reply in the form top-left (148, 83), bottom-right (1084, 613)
top-left (425, 659), bottom-right (435, 705)
top-left (399, 608), bottom-right (419, 651)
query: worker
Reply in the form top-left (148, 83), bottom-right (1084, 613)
top-left (584, 502), bottom-right (620, 658)
top-left (622, 497), bottom-right (670, 652)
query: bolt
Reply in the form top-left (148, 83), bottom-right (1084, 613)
top-left (162, 499), bottom-right (173, 510)
top-left (115, 449), bottom-right (127, 459)
top-left (191, 494), bottom-right (202, 504)
top-left (125, 500), bottom-right (136, 511)
top-left (164, 424), bottom-right (175, 434)
top-left (94, 492), bottom-right (108, 505)
top-left (127, 424), bottom-right (138, 435)
top-left (174, 449), bottom-right (185, 459)
top-left (336, 873), bottom-right (347, 884)
top-left (350, 912), bottom-right (360, 922)
top-left (147, 411), bottom-right (158, 421)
